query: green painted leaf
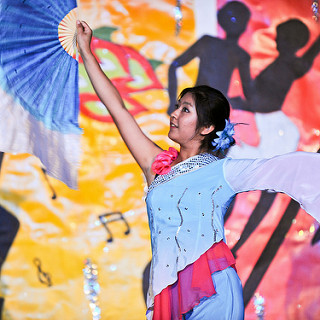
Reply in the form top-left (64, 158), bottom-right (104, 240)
top-left (93, 26), bottom-right (118, 41)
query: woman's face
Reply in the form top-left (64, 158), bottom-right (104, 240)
top-left (168, 92), bottom-right (202, 147)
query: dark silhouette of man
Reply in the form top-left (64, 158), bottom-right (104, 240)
top-left (228, 19), bottom-right (320, 306)
top-left (230, 19), bottom-right (320, 258)
top-left (167, 1), bottom-right (252, 114)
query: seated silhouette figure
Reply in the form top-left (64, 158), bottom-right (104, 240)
top-left (227, 19), bottom-right (320, 307)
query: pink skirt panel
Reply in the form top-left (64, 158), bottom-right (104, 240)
top-left (153, 241), bottom-right (236, 320)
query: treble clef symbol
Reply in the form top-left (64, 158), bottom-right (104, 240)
top-left (33, 257), bottom-right (52, 287)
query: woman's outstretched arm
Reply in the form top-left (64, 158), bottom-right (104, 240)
top-left (224, 151), bottom-right (320, 222)
top-left (76, 20), bottom-right (162, 183)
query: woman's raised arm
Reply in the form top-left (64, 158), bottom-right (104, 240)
top-left (76, 20), bottom-right (162, 183)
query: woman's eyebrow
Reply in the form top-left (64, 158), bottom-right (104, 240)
top-left (181, 101), bottom-right (194, 107)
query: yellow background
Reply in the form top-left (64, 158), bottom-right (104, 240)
top-left (1, 1), bottom-right (320, 319)
top-left (1, 1), bottom-right (197, 319)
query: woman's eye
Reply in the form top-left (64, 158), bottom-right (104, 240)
top-left (175, 103), bottom-right (179, 109)
top-left (182, 107), bottom-right (189, 113)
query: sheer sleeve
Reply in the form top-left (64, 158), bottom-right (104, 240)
top-left (223, 151), bottom-right (320, 222)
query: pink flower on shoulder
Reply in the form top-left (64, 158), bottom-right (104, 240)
top-left (151, 147), bottom-right (179, 175)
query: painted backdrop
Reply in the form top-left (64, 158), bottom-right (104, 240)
top-left (0, 0), bottom-right (319, 319)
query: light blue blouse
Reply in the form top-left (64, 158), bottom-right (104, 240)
top-left (145, 151), bottom-right (320, 318)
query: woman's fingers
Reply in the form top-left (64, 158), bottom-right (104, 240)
top-left (76, 20), bottom-right (92, 55)
top-left (77, 20), bottom-right (91, 34)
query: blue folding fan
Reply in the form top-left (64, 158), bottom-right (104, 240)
top-left (0, 0), bottom-right (81, 189)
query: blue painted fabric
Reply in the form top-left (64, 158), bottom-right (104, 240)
top-left (0, 0), bottom-right (81, 134)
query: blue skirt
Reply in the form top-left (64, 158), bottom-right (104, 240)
top-left (183, 267), bottom-right (244, 320)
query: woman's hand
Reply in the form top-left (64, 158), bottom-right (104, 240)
top-left (76, 20), bottom-right (93, 58)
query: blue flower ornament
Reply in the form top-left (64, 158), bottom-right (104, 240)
top-left (212, 119), bottom-right (236, 151)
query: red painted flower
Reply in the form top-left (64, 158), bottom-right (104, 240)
top-left (79, 34), bottom-right (163, 123)
top-left (151, 148), bottom-right (179, 175)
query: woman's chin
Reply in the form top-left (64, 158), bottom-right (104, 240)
top-left (168, 132), bottom-right (177, 143)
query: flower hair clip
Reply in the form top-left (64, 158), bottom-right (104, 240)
top-left (211, 119), bottom-right (236, 152)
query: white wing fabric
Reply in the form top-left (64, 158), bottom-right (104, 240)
top-left (224, 151), bottom-right (320, 222)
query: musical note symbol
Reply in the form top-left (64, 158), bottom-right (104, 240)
top-left (41, 168), bottom-right (57, 200)
top-left (98, 212), bottom-right (130, 243)
top-left (33, 257), bottom-right (52, 287)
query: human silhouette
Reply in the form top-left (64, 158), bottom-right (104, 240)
top-left (247, 19), bottom-right (320, 114)
top-left (167, 1), bottom-right (252, 114)
top-left (228, 19), bottom-right (320, 306)
top-left (230, 19), bottom-right (320, 257)
top-left (228, 19), bottom-right (320, 158)
top-left (163, 10), bottom-right (320, 311)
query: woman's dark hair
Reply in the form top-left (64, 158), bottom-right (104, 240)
top-left (178, 85), bottom-right (234, 154)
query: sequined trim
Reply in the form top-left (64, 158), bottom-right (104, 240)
top-left (211, 186), bottom-right (222, 242)
top-left (148, 153), bottom-right (218, 193)
top-left (175, 188), bottom-right (188, 264)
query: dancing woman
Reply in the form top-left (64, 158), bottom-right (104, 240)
top-left (76, 21), bottom-right (320, 320)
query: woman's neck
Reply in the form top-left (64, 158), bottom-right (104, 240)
top-left (175, 146), bottom-right (207, 163)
